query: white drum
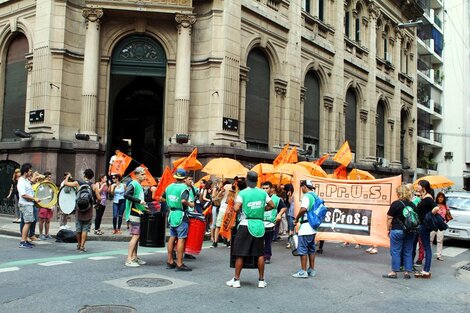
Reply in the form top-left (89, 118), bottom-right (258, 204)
top-left (58, 186), bottom-right (77, 214)
top-left (34, 181), bottom-right (59, 208)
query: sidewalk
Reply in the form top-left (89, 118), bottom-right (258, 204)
top-left (0, 214), bottom-right (132, 242)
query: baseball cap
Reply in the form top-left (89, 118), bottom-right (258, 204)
top-left (173, 168), bottom-right (187, 180)
top-left (246, 171), bottom-right (258, 188)
top-left (300, 179), bottom-right (315, 190)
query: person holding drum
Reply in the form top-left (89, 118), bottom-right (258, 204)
top-left (123, 167), bottom-right (148, 267)
top-left (163, 169), bottom-right (194, 271)
top-left (62, 169), bottom-right (95, 252)
top-left (261, 181), bottom-right (287, 264)
top-left (226, 171), bottom-right (274, 289)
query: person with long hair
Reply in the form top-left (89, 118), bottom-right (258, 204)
top-left (383, 184), bottom-right (417, 279)
top-left (110, 174), bottom-right (126, 234)
top-left (430, 192), bottom-right (449, 261)
top-left (7, 169), bottom-right (21, 223)
top-left (414, 180), bottom-right (439, 278)
top-left (93, 174), bottom-right (108, 235)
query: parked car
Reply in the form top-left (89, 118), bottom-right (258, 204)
top-left (444, 191), bottom-right (470, 241)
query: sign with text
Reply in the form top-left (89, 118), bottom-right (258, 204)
top-left (29, 110), bottom-right (44, 123)
top-left (294, 173), bottom-right (402, 247)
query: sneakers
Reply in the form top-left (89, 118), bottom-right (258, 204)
top-left (166, 262), bottom-right (177, 269)
top-left (184, 254), bottom-right (196, 260)
top-left (176, 264), bottom-right (192, 271)
top-left (292, 270), bottom-right (308, 278)
top-left (258, 280), bottom-right (267, 288)
top-left (18, 241), bottom-right (33, 249)
top-left (210, 242), bottom-right (218, 248)
top-left (60, 225), bottom-right (71, 230)
top-left (125, 259), bottom-right (140, 267)
top-left (226, 278), bottom-right (241, 288)
top-left (265, 259), bottom-right (271, 264)
top-left (414, 260), bottom-right (423, 266)
top-left (355, 244), bottom-right (361, 249)
top-left (135, 258), bottom-right (146, 265)
top-left (39, 234), bottom-right (47, 241)
top-left (307, 268), bottom-right (317, 277)
top-left (45, 234), bottom-right (52, 240)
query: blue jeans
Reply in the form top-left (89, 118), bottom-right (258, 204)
top-left (390, 229), bottom-right (416, 272)
top-left (112, 199), bottom-right (126, 230)
top-left (419, 224), bottom-right (432, 272)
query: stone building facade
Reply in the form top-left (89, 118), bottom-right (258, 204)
top-left (0, 0), bottom-right (423, 182)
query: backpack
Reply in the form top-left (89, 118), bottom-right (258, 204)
top-left (76, 184), bottom-right (94, 212)
top-left (399, 201), bottom-right (420, 233)
top-left (306, 192), bottom-right (328, 230)
top-left (55, 229), bottom-right (78, 243)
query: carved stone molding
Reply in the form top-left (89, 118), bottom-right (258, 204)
top-left (240, 65), bottom-right (249, 82)
top-left (274, 78), bottom-right (288, 96)
top-left (408, 126), bottom-right (414, 136)
top-left (388, 118), bottom-right (395, 130)
top-left (360, 108), bottom-right (368, 121)
top-left (343, 101), bottom-right (348, 114)
top-left (323, 95), bottom-right (334, 111)
top-left (82, 8), bottom-right (103, 30)
top-left (368, 2), bottom-right (380, 20)
top-left (300, 87), bottom-right (306, 102)
top-left (175, 14), bottom-right (196, 35)
top-left (25, 61), bottom-right (33, 72)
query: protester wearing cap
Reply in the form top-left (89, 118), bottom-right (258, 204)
top-left (123, 167), bottom-right (147, 267)
top-left (292, 179), bottom-right (318, 278)
top-left (226, 171), bottom-right (274, 288)
top-left (163, 168), bottom-right (194, 271)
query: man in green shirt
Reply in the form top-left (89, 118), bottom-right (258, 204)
top-left (226, 171), bottom-right (274, 288)
top-left (163, 169), bottom-right (193, 271)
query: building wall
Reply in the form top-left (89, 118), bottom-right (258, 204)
top-left (0, 0), bottom-right (422, 181)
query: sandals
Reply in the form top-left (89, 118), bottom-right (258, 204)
top-left (368, 248), bottom-right (378, 254)
top-left (414, 271), bottom-right (431, 279)
top-left (437, 256), bottom-right (444, 261)
top-left (404, 272), bottom-right (411, 279)
top-left (382, 272), bottom-right (397, 279)
top-left (78, 246), bottom-right (87, 253)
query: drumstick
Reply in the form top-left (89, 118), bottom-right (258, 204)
top-left (39, 195), bottom-right (52, 201)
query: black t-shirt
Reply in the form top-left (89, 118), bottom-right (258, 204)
top-left (416, 197), bottom-right (437, 222)
top-left (387, 199), bottom-right (416, 230)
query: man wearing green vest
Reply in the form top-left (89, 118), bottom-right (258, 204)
top-left (163, 168), bottom-right (193, 271)
top-left (123, 167), bottom-right (148, 267)
top-left (261, 181), bottom-right (287, 264)
top-left (226, 171), bottom-right (274, 288)
top-left (292, 179), bottom-right (318, 278)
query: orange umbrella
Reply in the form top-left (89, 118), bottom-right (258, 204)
top-left (296, 161), bottom-right (328, 177)
top-left (202, 157), bottom-right (248, 179)
top-left (195, 174), bottom-right (211, 187)
top-left (348, 169), bottom-right (375, 180)
top-left (268, 163), bottom-right (309, 185)
top-left (414, 175), bottom-right (455, 189)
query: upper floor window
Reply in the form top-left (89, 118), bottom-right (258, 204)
top-left (303, 0), bottom-right (325, 21)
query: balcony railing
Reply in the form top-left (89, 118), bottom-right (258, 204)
top-left (434, 103), bottom-right (442, 114)
top-left (418, 129), bottom-right (431, 139)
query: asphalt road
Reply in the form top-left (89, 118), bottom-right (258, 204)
top-left (0, 235), bottom-right (469, 313)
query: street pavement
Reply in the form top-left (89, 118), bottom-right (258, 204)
top-left (1, 214), bottom-right (470, 313)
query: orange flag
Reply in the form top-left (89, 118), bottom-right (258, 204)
top-left (286, 147), bottom-right (298, 164)
top-left (172, 148), bottom-right (199, 172)
top-left (110, 151), bottom-right (132, 176)
top-left (333, 141), bottom-right (353, 167)
top-left (153, 166), bottom-right (175, 200)
top-left (333, 164), bottom-right (348, 179)
top-left (219, 197), bottom-right (237, 240)
top-left (315, 153), bottom-right (330, 166)
top-left (273, 143), bottom-right (290, 167)
top-left (129, 164), bottom-right (158, 187)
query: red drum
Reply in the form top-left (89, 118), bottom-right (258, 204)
top-left (185, 213), bottom-right (206, 255)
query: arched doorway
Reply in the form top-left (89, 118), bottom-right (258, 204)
top-left (108, 36), bottom-right (167, 176)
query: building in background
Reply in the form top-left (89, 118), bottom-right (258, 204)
top-left (439, 0), bottom-right (470, 190)
top-left (0, 0), bottom-right (424, 194)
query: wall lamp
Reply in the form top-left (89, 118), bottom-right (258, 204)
top-left (75, 133), bottom-right (101, 141)
top-left (398, 20), bottom-right (423, 29)
top-left (175, 134), bottom-right (190, 144)
top-left (14, 129), bottom-right (32, 139)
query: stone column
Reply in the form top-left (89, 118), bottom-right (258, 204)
top-left (80, 8), bottom-right (103, 136)
top-left (174, 14), bottom-right (196, 136)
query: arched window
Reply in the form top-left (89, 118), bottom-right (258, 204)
top-left (344, 2), bottom-right (352, 38)
top-left (355, 3), bottom-right (362, 43)
top-left (376, 101), bottom-right (386, 158)
top-left (245, 48), bottom-right (270, 150)
top-left (2, 34), bottom-right (28, 140)
top-left (345, 89), bottom-right (357, 153)
top-left (303, 71), bottom-right (320, 157)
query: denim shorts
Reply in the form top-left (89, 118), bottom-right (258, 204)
top-left (297, 234), bottom-right (316, 255)
top-left (19, 204), bottom-right (35, 223)
top-left (287, 215), bottom-right (295, 232)
top-left (75, 219), bottom-right (91, 233)
top-left (169, 221), bottom-right (189, 239)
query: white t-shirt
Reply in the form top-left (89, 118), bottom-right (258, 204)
top-left (218, 184), bottom-right (233, 213)
top-left (298, 194), bottom-right (316, 236)
top-left (17, 176), bottom-right (34, 206)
